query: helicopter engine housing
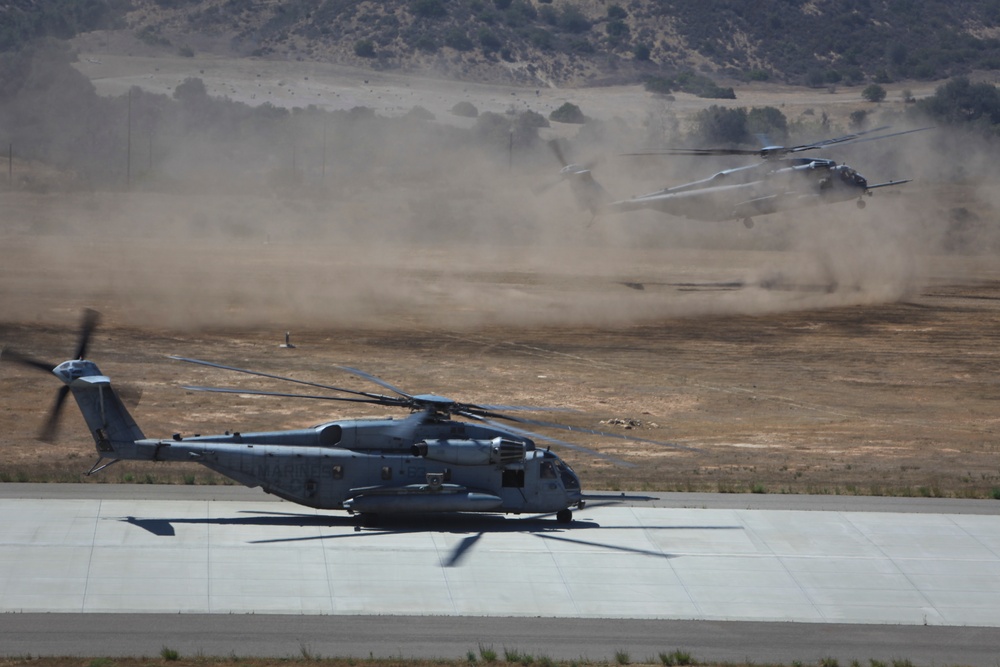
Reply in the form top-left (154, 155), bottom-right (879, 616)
top-left (411, 437), bottom-right (526, 466)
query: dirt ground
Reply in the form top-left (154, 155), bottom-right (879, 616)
top-left (4, 52), bottom-right (1000, 499)
top-left (3, 189), bottom-right (1000, 498)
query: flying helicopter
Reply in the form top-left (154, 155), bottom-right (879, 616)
top-left (2, 310), bottom-right (690, 525)
top-left (545, 125), bottom-right (931, 228)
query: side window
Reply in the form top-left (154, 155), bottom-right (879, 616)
top-left (331, 465), bottom-right (343, 480)
top-left (502, 469), bottom-right (525, 488)
top-left (381, 466), bottom-right (393, 481)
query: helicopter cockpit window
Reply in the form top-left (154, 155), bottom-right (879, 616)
top-left (557, 463), bottom-right (580, 490)
top-left (540, 461), bottom-right (557, 479)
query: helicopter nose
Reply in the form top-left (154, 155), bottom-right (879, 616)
top-left (855, 172), bottom-right (868, 189)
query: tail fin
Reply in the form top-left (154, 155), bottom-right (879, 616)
top-left (563, 167), bottom-right (611, 218)
top-left (56, 360), bottom-right (145, 456)
top-left (542, 139), bottom-right (611, 218)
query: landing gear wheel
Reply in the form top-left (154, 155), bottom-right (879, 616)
top-left (742, 217), bottom-right (754, 229)
top-left (556, 509), bottom-right (573, 524)
top-left (856, 199), bottom-right (866, 210)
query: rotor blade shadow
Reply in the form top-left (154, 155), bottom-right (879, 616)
top-left (537, 533), bottom-right (680, 560)
top-left (116, 512), bottom-right (351, 537)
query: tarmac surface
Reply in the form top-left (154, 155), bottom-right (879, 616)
top-left (1, 485), bottom-right (999, 664)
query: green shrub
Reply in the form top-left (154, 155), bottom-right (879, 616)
top-left (452, 101), bottom-right (479, 117)
top-left (354, 39), bottom-right (376, 58)
top-left (549, 102), bottom-right (585, 124)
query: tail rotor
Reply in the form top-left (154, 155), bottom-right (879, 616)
top-left (2, 309), bottom-right (101, 442)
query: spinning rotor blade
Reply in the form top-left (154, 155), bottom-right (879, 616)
top-left (818, 125), bottom-right (933, 149)
top-left (549, 138), bottom-right (570, 167)
top-left (335, 365), bottom-right (414, 400)
top-left (626, 125), bottom-right (929, 160)
top-left (115, 383), bottom-right (143, 410)
top-left (181, 385), bottom-right (405, 406)
top-left (624, 147), bottom-right (764, 158)
top-left (473, 403), bottom-right (578, 413)
top-left (38, 385), bottom-right (69, 443)
top-left (473, 416), bottom-right (638, 468)
top-left (73, 309), bottom-right (101, 360)
top-left (457, 407), bottom-right (697, 452)
top-left (171, 356), bottom-right (396, 403)
top-left (785, 125), bottom-right (891, 153)
top-left (174, 356), bottom-right (692, 468)
top-left (1, 348), bottom-right (57, 373)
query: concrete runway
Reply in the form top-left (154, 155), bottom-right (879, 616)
top-left (1, 485), bottom-right (999, 665)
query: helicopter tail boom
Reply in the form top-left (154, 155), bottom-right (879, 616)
top-left (864, 178), bottom-right (912, 191)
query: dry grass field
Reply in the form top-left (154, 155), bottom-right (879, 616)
top-left (3, 191), bottom-right (1000, 498)
top-left (3, 53), bottom-right (1000, 500)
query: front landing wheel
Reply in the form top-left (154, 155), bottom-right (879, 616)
top-left (556, 509), bottom-right (573, 524)
top-left (742, 217), bottom-right (754, 229)
top-left (856, 199), bottom-right (867, 209)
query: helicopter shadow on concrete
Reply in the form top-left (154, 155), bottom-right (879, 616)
top-left (115, 497), bottom-right (742, 567)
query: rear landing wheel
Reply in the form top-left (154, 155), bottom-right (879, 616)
top-left (742, 217), bottom-right (754, 229)
top-left (556, 509), bottom-right (573, 524)
top-left (856, 199), bottom-right (867, 209)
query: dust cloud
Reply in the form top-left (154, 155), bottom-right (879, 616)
top-left (1, 53), bottom-right (996, 334)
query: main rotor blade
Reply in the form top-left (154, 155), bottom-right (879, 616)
top-left (39, 385), bottom-right (70, 442)
top-left (73, 309), bottom-right (101, 360)
top-left (1, 348), bottom-right (57, 373)
top-left (470, 408), bottom-right (698, 452)
top-left (548, 139), bottom-right (569, 167)
top-left (623, 147), bottom-right (763, 157)
top-left (469, 415), bottom-right (637, 467)
top-left (471, 403), bottom-right (579, 413)
top-left (786, 125), bottom-right (891, 153)
top-left (334, 365), bottom-right (414, 400)
top-left (171, 356), bottom-right (393, 402)
top-left (181, 385), bottom-right (405, 406)
top-left (811, 125), bottom-right (933, 151)
top-left (624, 125), bottom-right (925, 160)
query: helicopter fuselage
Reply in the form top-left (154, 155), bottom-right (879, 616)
top-left (123, 418), bottom-right (583, 516)
top-left (50, 357), bottom-right (585, 522)
top-left (608, 158), bottom-right (869, 222)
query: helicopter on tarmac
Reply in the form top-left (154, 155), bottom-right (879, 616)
top-left (545, 125), bottom-right (931, 228)
top-left (2, 311), bottom-right (690, 525)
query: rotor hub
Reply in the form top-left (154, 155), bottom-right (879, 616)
top-left (53, 360), bottom-right (100, 385)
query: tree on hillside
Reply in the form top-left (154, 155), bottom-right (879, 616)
top-left (746, 106), bottom-right (787, 142)
top-left (862, 83), bottom-right (887, 103)
top-left (693, 106), bottom-right (749, 145)
top-left (916, 77), bottom-right (1000, 128)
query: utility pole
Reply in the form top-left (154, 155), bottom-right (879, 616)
top-left (126, 88), bottom-right (132, 190)
top-left (508, 130), bottom-right (513, 171)
top-left (321, 120), bottom-right (327, 180)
